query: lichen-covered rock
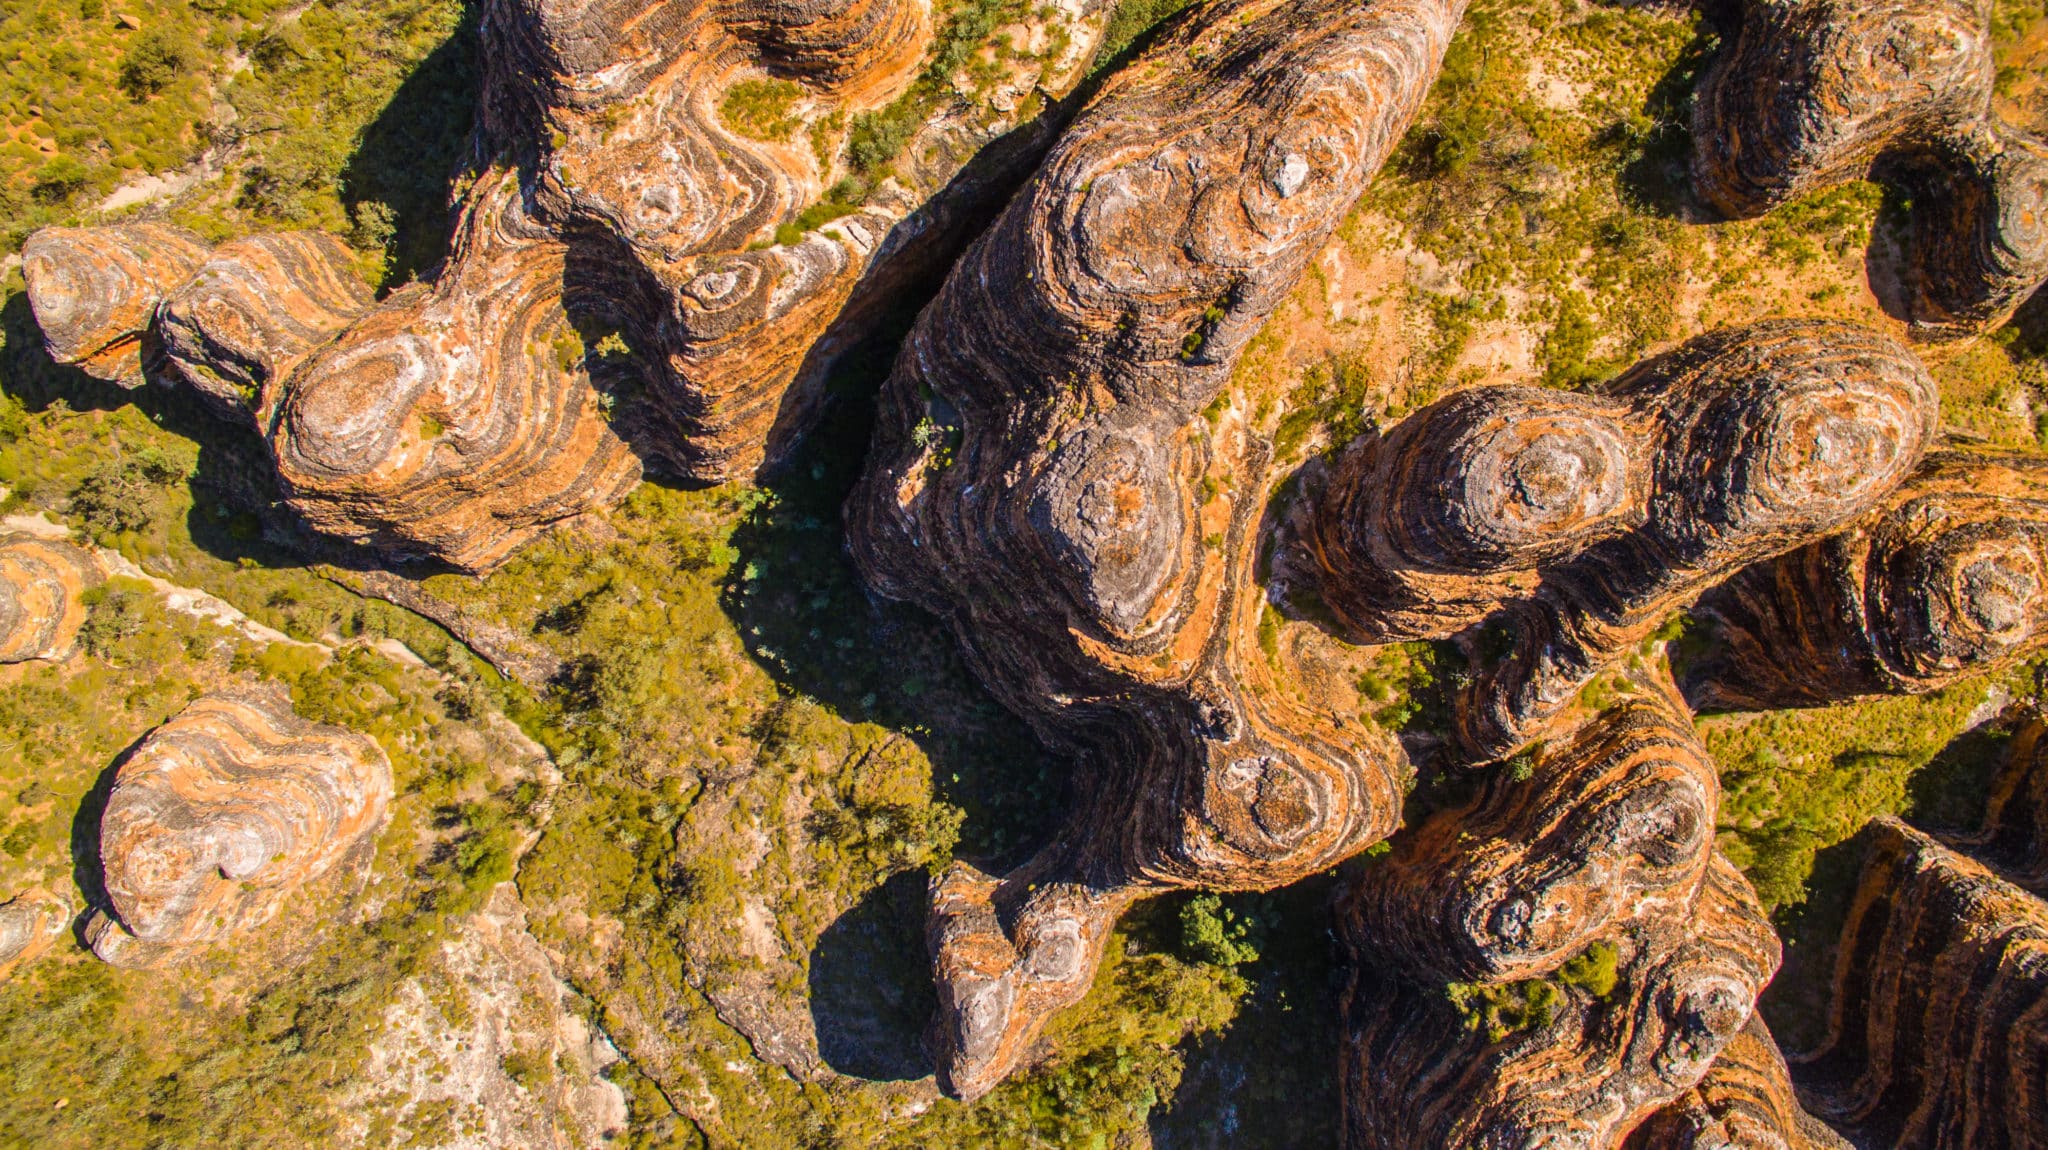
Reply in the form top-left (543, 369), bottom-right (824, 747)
top-left (1686, 452), bottom-right (2048, 711)
top-left (1340, 852), bottom-right (1781, 1149)
top-left (1791, 817), bottom-right (2048, 1149)
top-left (0, 888), bottom-right (72, 981)
top-left (1690, 0), bottom-right (2048, 338)
top-left (1309, 319), bottom-right (1938, 759)
top-left (158, 231), bottom-right (375, 428)
top-left (84, 686), bottom-right (393, 967)
top-left (20, 223), bottom-right (211, 385)
top-left (1626, 1018), bottom-right (1851, 1150)
top-left (0, 532), bottom-right (103, 663)
top-left (1691, 0), bottom-right (1995, 218)
top-left (847, 0), bottom-right (1468, 1099)
top-left (269, 173), bottom-right (642, 573)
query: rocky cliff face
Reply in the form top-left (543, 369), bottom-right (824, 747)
top-left (19, 223), bottom-right (212, 386)
top-left (1791, 815), bottom-right (2048, 1149)
top-left (847, 0), bottom-right (1469, 1099)
top-left (0, 532), bottom-right (102, 663)
top-left (1626, 1018), bottom-right (1852, 1150)
top-left (1691, 0), bottom-right (2048, 338)
top-left (1304, 319), bottom-right (1940, 759)
top-left (84, 686), bottom-right (394, 967)
top-left (1686, 452), bottom-right (2048, 711)
top-left (0, 888), bottom-right (72, 982)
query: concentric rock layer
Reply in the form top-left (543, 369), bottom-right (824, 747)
top-left (84, 687), bottom-right (394, 968)
top-left (1691, 0), bottom-right (2048, 338)
top-left (1686, 452), bottom-right (2048, 711)
top-left (158, 230), bottom-right (376, 428)
top-left (20, 223), bottom-right (210, 385)
top-left (1626, 1018), bottom-right (1851, 1150)
top-left (0, 888), bottom-right (72, 981)
top-left (847, 0), bottom-right (1468, 1099)
top-left (0, 532), bottom-right (102, 663)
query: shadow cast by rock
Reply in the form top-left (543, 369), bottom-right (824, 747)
top-left (808, 868), bottom-right (937, 1082)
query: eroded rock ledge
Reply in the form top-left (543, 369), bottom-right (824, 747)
top-left (1691, 0), bottom-right (2048, 338)
top-left (84, 686), bottom-right (394, 967)
top-left (848, 0), bottom-right (1469, 1100)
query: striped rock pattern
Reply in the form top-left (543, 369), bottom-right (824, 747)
top-left (269, 172), bottom-right (642, 573)
top-left (846, 0), bottom-right (1467, 1100)
top-left (20, 223), bottom-right (211, 385)
top-left (1791, 817), bottom-right (2048, 1149)
top-left (158, 231), bottom-right (376, 429)
top-left (481, 0), bottom-right (1109, 481)
top-left (1961, 712), bottom-right (2048, 891)
top-left (0, 532), bottom-right (102, 663)
top-left (1685, 452), bottom-right (2048, 711)
top-left (1626, 1018), bottom-right (1851, 1150)
top-left (1307, 320), bottom-right (1940, 759)
top-left (1691, 0), bottom-right (2048, 338)
top-left (84, 687), bottom-right (393, 968)
top-left (0, 888), bottom-right (72, 982)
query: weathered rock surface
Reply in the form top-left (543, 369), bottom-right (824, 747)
top-left (1309, 320), bottom-right (1938, 758)
top-left (1686, 452), bottom-right (2048, 712)
top-left (84, 686), bottom-right (394, 967)
top-left (847, 0), bottom-right (1467, 1099)
top-left (0, 888), bottom-right (72, 981)
top-left (1790, 816), bottom-right (2048, 1148)
top-left (20, 223), bottom-right (210, 385)
top-left (1626, 1018), bottom-right (1851, 1150)
top-left (0, 531), bottom-right (102, 663)
top-left (1691, 0), bottom-right (2048, 338)
top-left (1339, 678), bottom-right (1782, 1148)
top-left (1962, 711), bottom-right (2048, 890)
top-left (269, 172), bottom-right (642, 572)
top-left (157, 230), bottom-right (375, 429)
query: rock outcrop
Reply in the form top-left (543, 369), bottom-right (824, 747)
top-left (847, 0), bottom-right (1468, 1099)
top-left (158, 230), bottom-right (376, 429)
top-left (84, 686), bottom-right (393, 967)
top-left (1626, 1018), bottom-right (1851, 1150)
top-left (0, 532), bottom-right (102, 663)
top-left (0, 888), bottom-right (71, 981)
top-left (1685, 452), bottom-right (2048, 712)
top-left (1306, 320), bottom-right (1940, 759)
top-left (20, 223), bottom-right (210, 385)
top-left (1962, 711), bottom-right (2048, 890)
top-left (1691, 0), bottom-right (2048, 338)
top-left (1338, 678), bottom-right (1783, 1148)
top-left (1790, 816), bottom-right (2048, 1148)
top-left (268, 172), bottom-right (643, 572)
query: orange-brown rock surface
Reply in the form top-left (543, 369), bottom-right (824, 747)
top-left (846, 0), bottom-right (1468, 1100)
top-left (157, 230), bottom-right (376, 429)
top-left (1962, 712), bottom-right (2048, 890)
top-left (1338, 679), bottom-right (1783, 1148)
top-left (0, 532), bottom-right (102, 663)
top-left (83, 686), bottom-right (393, 968)
top-left (20, 223), bottom-right (211, 385)
top-left (1790, 816), bottom-right (2048, 1148)
top-left (0, 888), bottom-right (72, 982)
top-left (1626, 1018), bottom-right (1851, 1150)
top-left (268, 172), bottom-right (642, 572)
top-left (1308, 320), bottom-right (1939, 759)
top-left (1686, 452), bottom-right (2048, 711)
top-left (1690, 0), bottom-right (2048, 338)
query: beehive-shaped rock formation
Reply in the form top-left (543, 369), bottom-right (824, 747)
top-left (0, 532), bottom-right (102, 663)
top-left (157, 231), bottom-right (376, 429)
top-left (1627, 1018), bottom-right (1851, 1150)
top-left (84, 687), bottom-right (393, 967)
top-left (847, 0), bottom-right (1469, 1099)
top-left (1305, 320), bottom-right (1940, 759)
top-left (20, 223), bottom-right (210, 385)
top-left (1691, 0), bottom-right (2048, 338)
top-left (0, 888), bottom-right (72, 981)
top-left (1338, 679), bottom-right (1783, 1148)
top-left (268, 173), bottom-right (642, 572)
top-left (1686, 452), bottom-right (2048, 711)
top-left (1791, 816), bottom-right (2048, 1148)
